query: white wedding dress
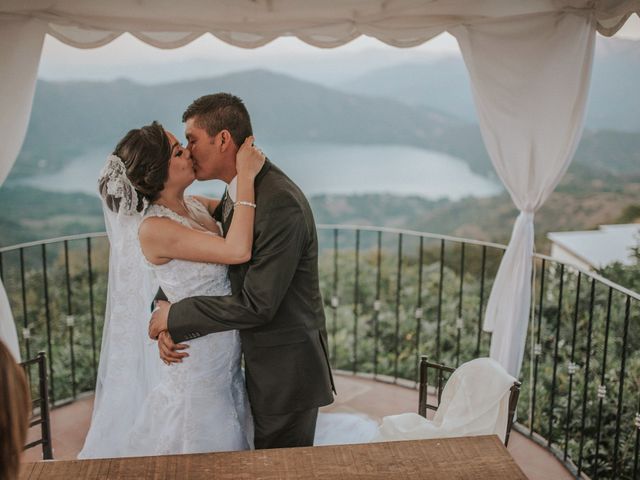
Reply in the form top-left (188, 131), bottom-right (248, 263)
top-left (80, 196), bottom-right (252, 458)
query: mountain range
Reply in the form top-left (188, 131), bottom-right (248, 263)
top-left (10, 44), bottom-right (640, 183)
top-left (12, 70), bottom-right (493, 179)
top-left (339, 37), bottom-right (640, 132)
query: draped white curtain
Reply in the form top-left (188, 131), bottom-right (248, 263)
top-left (0, 17), bottom-right (46, 361)
top-left (451, 12), bottom-right (596, 377)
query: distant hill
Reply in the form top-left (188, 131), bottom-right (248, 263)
top-left (14, 70), bottom-right (493, 178)
top-left (340, 56), bottom-right (476, 122)
top-left (10, 63), bottom-right (640, 186)
top-left (574, 130), bottom-right (640, 175)
top-left (340, 37), bottom-right (640, 132)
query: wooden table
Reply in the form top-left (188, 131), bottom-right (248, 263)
top-left (20, 435), bottom-right (527, 479)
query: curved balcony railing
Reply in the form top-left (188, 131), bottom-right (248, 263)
top-left (1, 226), bottom-right (639, 479)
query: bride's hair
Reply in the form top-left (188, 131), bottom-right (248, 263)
top-left (100, 121), bottom-right (172, 212)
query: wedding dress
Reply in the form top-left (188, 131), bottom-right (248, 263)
top-left (124, 198), bottom-right (253, 456)
top-left (80, 193), bottom-right (252, 458)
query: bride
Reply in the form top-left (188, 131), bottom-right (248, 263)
top-left (79, 121), bottom-right (265, 458)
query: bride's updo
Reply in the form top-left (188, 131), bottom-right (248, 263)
top-left (100, 121), bottom-right (172, 213)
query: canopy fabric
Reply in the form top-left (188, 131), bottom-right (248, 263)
top-left (451, 12), bottom-right (595, 377)
top-left (0, 0), bottom-right (637, 370)
top-left (0, 0), bottom-right (637, 50)
top-left (0, 16), bottom-right (45, 361)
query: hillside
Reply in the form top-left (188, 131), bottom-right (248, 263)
top-left (12, 64), bottom-right (640, 187)
top-left (14, 70), bottom-right (494, 179)
top-left (340, 37), bottom-right (640, 132)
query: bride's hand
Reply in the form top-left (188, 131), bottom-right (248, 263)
top-left (236, 136), bottom-right (265, 180)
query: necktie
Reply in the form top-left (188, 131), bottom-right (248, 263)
top-left (222, 190), bottom-right (233, 223)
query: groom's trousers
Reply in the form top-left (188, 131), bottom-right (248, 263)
top-left (253, 408), bottom-right (318, 449)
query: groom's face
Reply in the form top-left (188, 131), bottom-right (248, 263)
top-left (185, 117), bottom-right (223, 181)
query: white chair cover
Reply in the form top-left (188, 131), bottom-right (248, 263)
top-left (375, 358), bottom-right (517, 443)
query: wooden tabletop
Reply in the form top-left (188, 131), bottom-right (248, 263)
top-left (20, 435), bottom-right (527, 479)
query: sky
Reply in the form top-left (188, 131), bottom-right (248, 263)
top-left (37, 14), bottom-right (640, 84)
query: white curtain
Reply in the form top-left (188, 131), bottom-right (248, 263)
top-left (0, 17), bottom-right (46, 361)
top-left (451, 12), bottom-right (596, 377)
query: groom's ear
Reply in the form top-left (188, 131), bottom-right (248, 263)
top-left (218, 130), bottom-right (236, 152)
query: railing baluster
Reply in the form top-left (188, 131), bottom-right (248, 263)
top-left (331, 229), bottom-right (338, 364)
top-left (0, 251), bottom-right (4, 282)
top-left (635, 380), bottom-right (640, 480)
top-left (86, 237), bottom-right (98, 380)
top-left (563, 271), bottom-right (581, 461)
top-left (547, 263), bottom-right (565, 448)
top-left (373, 231), bottom-right (382, 379)
top-left (41, 244), bottom-right (55, 404)
top-left (455, 243), bottom-right (465, 367)
top-left (578, 278), bottom-right (597, 477)
top-left (20, 248), bottom-right (30, 360)
top-left (393, 233), bottom-right (403, 381)
top-left (64, 240), bottom-right (76, 399)
top-left (475, 245), bottom-right (486, 357)
top-left (436, 239), bottom-right (445, 362)
top-left (612, 296), bottom-right (632, 479)
top-left (593, 287), bottom-right (613, 479)
top-left (415, 236), bottom-right (424, 383)
top-left (530, 258), bottom-right (546, 436)
top-left (352, 230), bottom-right (360, 374)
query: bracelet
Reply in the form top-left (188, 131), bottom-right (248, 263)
top-left (234, 201), bottom-right (257, 209)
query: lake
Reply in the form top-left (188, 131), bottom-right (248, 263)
top-left (11, 142), bottom-right (501, 200)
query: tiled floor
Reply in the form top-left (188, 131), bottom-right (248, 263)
top-left (23, 373), bottom-right (572, 479)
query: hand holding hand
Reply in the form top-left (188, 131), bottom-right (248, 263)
top-left (149, 300), bottom-right (171, 340)
top-left (158, 330), bottom-right (189, 365)
top-left (236, 136), bottom-right (265, 180)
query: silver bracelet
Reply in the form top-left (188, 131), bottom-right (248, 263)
top-left (234, 201), bottom-right (257, 209)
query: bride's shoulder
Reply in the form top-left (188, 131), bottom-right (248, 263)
top-left (188, 195), bottom-right (219, 215)
top-left (140, 205), bottom-right (189, 234)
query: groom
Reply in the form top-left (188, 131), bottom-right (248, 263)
top-left (149, 93), bottom-right (335, 449)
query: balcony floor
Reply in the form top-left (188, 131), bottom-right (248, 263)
top-left (23, 373), bottom-right (571, 479)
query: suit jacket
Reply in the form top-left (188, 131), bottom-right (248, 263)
top-left (165, 160), bottom-right (335, 415)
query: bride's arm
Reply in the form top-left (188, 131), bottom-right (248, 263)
top-left (139, 216), bottom-right (249, 265)
top-left (140, 137), bottom-right (264, 265)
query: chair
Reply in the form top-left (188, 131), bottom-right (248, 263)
top-left (20, 351), bottom-right (53, 459)
top-left (418, 355), bottom-right (521, 446)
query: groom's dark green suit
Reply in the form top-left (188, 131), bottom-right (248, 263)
top-left (163, 159), bottom-right (335, 448)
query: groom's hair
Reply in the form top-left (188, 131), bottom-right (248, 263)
top-left (182, 93), bottom-right (253, 148)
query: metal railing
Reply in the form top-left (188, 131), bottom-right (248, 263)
top-left (1, 232), bottom-right (107, 406)
top-left (2, 226), bottom-right (639, 478)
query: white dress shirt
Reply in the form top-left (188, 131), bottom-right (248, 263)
top-left (228, 176), bottom-right (238, 202)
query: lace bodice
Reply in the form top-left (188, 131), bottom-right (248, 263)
top-left (142, 196), bottom-right (231, 302)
